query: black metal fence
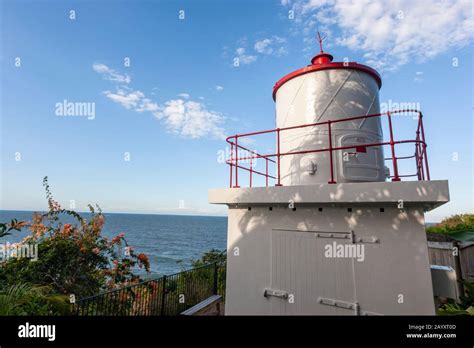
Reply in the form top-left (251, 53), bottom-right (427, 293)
top-left (75, 263), bottom-right (226, 316)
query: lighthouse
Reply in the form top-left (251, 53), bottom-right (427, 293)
top-left (209, 34), bottom-right (449, 315)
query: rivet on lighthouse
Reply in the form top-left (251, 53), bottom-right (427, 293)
top-left (210, 33), bottom-right (449, 315)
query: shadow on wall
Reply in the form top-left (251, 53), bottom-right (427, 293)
top-left (230, 183), bottom-right (436, 250)
top-left (221, 181), bottom-right (445, 314)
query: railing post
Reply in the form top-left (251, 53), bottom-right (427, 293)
top-left (415, 128), bottom-right (422, 180)
top-left (229, 143), bottom-right (233, 188)
top-left (387, 112), bottom-right (401, 181)
top-left (234, 136), bottom-right (240, 188)
top-left (213, 263), bottom-right (218, 295)
top-left (420, 147), bottom-right (425, 180)
top-left (160, 275), bottom-right (167, 316)
top-left (327, 121), bottom-right (336, 184)
top-left (275, 128), bottom-right (282, 186)
top-left (415, 144), bottom-right (421, 180)
top-left (419, 114), bottom-right (430, 180)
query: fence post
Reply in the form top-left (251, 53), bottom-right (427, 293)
top-left (213, 263), bottom-right (218, 295)
top-left (453, 241), bottom-right (464, 297)
top-left (160, 275), bottom-right (167, 316)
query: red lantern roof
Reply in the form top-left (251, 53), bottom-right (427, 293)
top-left (272, 33), bottom-right (382, 101)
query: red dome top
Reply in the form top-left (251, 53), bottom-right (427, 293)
top-left (310, 52), bottom-right (334, 65)
top-left (272, 33), bottom-right (382, 101)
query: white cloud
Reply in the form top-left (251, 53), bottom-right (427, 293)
top-left (255, 39), bottom-right (273, 54)
top-left (414, 71), bottom-right (424, 83)
top-left (275, 46), bottom-right (289, 56)
top-left (94, 64), bottom-right (226, 140)
top-left (235, 47), bottom-right (257, 65)
top-left (154, 99), bottom-right (226, 140)
top-left (230, 36), bottom-right (287, 66)
top-left (103, 89), bottom-right (144, 109)
top-left (254, 36), bottom-right (288, 56)
top-left (215, 85), bottom-right (224, 91)
top-left (136, 98), bottom-right (160, 112)
top-left (283, 0), bottom-right (474, 71)
top-left (93, 63), bottom-right (131, 84)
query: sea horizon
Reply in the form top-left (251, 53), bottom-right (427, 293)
top-left (0, 208), bottom-right (227, 219)
top-left (0, 210), bottom-right (228, 276)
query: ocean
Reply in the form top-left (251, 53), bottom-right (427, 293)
top-left (0, 210), bottom-right (227, 276)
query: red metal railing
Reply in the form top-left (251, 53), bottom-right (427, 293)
top-left (225, 109), bottom-right (430, 188)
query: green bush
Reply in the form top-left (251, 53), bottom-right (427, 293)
top-left (437, 282), bottom-right (474, 316)
top-left (427, 214), bottom-right (474, 235)
top-left (0, 177), bottom-right (151, 314)
top-left (191, 248), bottom-right (226, 268)
top-left (191, 249), bottom-right (226, 299)
top-left (0, 283), bottom-right (71, 316)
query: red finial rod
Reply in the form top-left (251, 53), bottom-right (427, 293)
top-left (317, 31), bottom-right (326, 53)
top-left (311, 31), bottom-right (333, 65)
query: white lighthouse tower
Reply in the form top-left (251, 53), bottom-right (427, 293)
top-left (209, 34), bottom-right (449, 315)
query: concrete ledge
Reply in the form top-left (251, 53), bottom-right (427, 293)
top-left (209, 180), bottom-right (449, 211)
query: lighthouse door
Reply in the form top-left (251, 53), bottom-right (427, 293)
top-left (269, 229), bottom-right (357, 315)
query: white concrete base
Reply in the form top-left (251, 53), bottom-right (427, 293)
top-left (209, 181), bottom-right (449, 315)
top-left (209, 180), bottom-right (449, 210)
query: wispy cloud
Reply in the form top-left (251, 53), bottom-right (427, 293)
top-left (254, 39), bottom-right (273, 54)
top-left (414, 71), bottom-right (424, 83)
top-left (230, 35), bottom-right (288, 65)
top-left (103, 89), bottom-right (144, 109)
top-left (136, 98), bottom-right (160, 112)
top-left (254, 36), bottom-right (287, 56)
top-left (93, 63), bottom-right (131, 84)
top-left (154, 99), bottom-right (225, 139)
top-left (215, 85), bottom-right (224, 91)
top-left (93, 63), bottom-right (226, 140)
top-left (282, 0), bottom-right (474, 71)
top-left (235, 47), bottom-right (257, 65)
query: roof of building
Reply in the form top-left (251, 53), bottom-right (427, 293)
top-left (272, 33), bottom-right (382, 100)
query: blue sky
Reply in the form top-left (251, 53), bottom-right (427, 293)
top-left (1, 0), bottom-right (472, 222)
